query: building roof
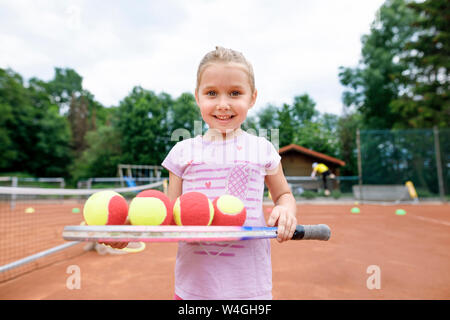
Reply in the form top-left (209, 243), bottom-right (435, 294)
top-left (278, 144), bottom-right (346, 167)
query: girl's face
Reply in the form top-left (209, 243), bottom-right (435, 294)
top-left (195, 62), bottom-right (257, 134)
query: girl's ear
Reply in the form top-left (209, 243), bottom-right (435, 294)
top-left (195, 90), bottom-right (200, 106)
top-left (249, 89), bottom-right (258, 109)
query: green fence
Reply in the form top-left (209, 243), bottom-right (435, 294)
top-left (358, 127), bottom-right (449, 199)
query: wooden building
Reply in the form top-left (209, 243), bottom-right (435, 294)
top-left (279, 144), bottom-right (345, 191)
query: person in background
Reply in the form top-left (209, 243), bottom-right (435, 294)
top-left (311, 162), bottom-right (335, 196)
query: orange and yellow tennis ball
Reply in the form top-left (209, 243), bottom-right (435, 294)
top-left (173, 192), bottom-right (214, 226)
top-left (83, 191), bottom-right (128, 225)
top-left (128, 189), bottom-right (173, 225)
top-left (212, 194), bottom-right (246, 226)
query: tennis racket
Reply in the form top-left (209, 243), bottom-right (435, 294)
top-left (63, 224), bottom-right (331, 243)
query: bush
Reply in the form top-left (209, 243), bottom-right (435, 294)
top-left (301, 190), bottom-right (317, 199)
top-left (331, 190), bottom-right (341, 199)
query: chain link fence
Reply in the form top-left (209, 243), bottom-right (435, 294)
top-left (358, 127), bottom-right (449, 200)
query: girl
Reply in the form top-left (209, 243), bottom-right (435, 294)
top-left (162, 46), bottom-right (297, 300)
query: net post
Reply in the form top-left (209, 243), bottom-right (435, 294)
top-left (356, 129), bottom-right (363, 202)
top-left (433, 126), bottom-right (445, 202)
top-left (11, 176), bottom-right (18, 210)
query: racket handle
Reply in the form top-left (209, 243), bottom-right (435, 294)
top-left (291, 224), bottom-right (331, 241)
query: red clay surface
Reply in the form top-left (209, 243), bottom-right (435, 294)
top-left (1, 203), bottom-right (449, 300)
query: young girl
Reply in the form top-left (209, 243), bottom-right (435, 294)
top-left (162, 46), bottom-right (297, 300)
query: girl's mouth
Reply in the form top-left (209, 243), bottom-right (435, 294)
top-left (214, 115), bottom-right (235, 120)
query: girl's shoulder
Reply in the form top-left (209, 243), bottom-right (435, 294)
top-left (241, 130), bottom-right (277, 148)
top-left (171, 135), bottom-right (202, 149)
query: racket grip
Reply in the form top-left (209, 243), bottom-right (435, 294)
top-left (291, 224), bottom-right (331, 241)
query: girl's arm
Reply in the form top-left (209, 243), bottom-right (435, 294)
top-left (264, 163), bottom-right (297, 242)
top-left (167, 171), bottom-right (183, 202)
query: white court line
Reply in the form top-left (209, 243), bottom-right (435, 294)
top-left (411, 215), bottom-right (450, 227)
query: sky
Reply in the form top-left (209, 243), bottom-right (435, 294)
top-left (0, 0), bottom-right (386, 116)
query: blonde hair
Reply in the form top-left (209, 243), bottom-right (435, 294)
top-left (196, 46), bottom-right (255, 93)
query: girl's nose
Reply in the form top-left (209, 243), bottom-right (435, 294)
top-left (217, 103), bottom-right (231, 110)
top-left (217, 97), bottom-right (231, 110)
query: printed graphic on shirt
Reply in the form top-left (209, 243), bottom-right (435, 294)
top-left (191, 241), bottom-right (247, 258)
top-left (226, 164), bottom-right (250, 200)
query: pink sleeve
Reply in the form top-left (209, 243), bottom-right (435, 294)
top-left (161, 142), bottom-right (185, 178)
top-left (264, 139), bottom-right (281, 175)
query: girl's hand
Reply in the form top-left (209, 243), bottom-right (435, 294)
top-left (267, 205), bottom-right (297, 243)
top-left (99, 241), bottom-right (129, 249)
top-left (99, 217), bottom-right (131, 249)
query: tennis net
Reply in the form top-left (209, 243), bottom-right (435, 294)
top-left (0, 180), bottom-right (166, 283)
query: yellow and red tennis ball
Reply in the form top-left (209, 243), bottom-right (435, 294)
top-left (83, 190), bottom-right (128, 225)
top-left (128, 189), bottom-right (173, 225)
top-left (212, 194), bottom-right (246, 226)
top-left (173, 192), bottom-right (214, 226)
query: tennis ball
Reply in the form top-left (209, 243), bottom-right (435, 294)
top-left (25, 207), bottom-right (35, 214)
top-left (83, 191), bottom-right (128, 225)
top-left (169, 199), bottom-right (177, 225)
top-left (395, 209), bottom-right (406, 216)
top-left (173, 192), bottom-right (214, 226)
top-left (212, 194), bottom-right (246, 226)
top-left (129, 189), bottom-right (172, 225)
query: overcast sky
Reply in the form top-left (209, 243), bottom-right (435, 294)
top-left (0, 0), bottom-right (385, 116)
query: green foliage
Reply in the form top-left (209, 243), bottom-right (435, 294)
top-left (168, 92), bottom-right (203, 139)
top-left (0, 102), bottom-right (15, 168)
top-left (71, 125), bottom-right (122, 181)
top-left (46, 67), bottom-right (83, 112)
top-left (0, 68), bottom-right (72, 177)
top-left (277, 103), bottom-right (295, 147)
top-left (251, 94), bottom-right (341, 161)
top-left (331, 190), bottom-right (342, 199)
top-left (339, 0), bottom-right (418, 129)
top-left (301, 190), bottom-right (317, 199)
top-left (336, 112), bottom-right (362, 176)
top-left (115, 87), bottom-right (172, 166)
top-left (256, 104), bottom-right (280, 130)
top-left (390, 0), bottom-right (450, 128)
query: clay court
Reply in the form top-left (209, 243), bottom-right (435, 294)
top-left (1, 201), bottom-right (449, 300)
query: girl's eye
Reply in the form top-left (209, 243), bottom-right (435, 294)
top-left (206, 91), bottom-right (216, 96)
top-left (230, 91), bottom-right (240, 97)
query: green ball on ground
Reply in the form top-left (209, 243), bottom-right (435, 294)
top-left (350, 207), bottom-right (360, 214)
top-left (395, 209), bottom-right (406, 216)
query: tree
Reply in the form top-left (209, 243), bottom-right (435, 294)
top-left (0, 101), bottom-right (15, 169)
top-left (391, 0), bottom-right (450, 128)
top-left (257, 104), bottom-right (280, 130)
top-left (292, 94), bottom-right (319, 124)
top-left (68, 94), bottom-right (89, 156)
top-left (71, 125), bottom-right (122, 181)
top-left (277, 103), bottom-right (295, 147)
top-left (47, 67), bottom-right (104, 157)
top-left (294, 113), bottom-right (339, 157)
top-left (168, 92), bottom-right (202, 139)
top-left (0, 68), bottom-right (71, 177)
top-left (46, 67), bottom-right (83, 114)
top-left (336, 112), bottom-right (362, 176)
top-left (339, 0), bottom-right (418, 129)
top-left (116, 87), bottom-right (172, 165)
